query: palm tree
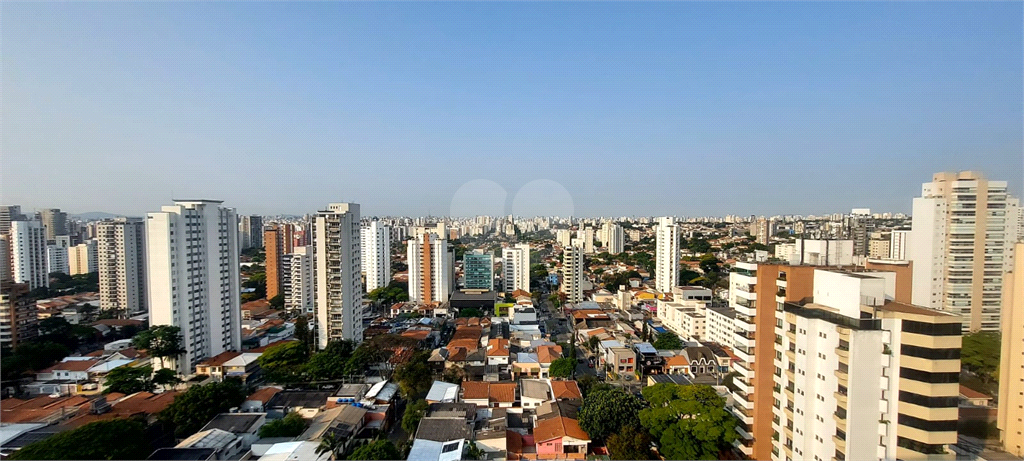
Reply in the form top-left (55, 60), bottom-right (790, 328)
top-left (316, 433), bottom-right (343, 460)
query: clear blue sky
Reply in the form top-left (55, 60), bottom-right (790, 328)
top-left (2, 2), bottom-right (1021, 218)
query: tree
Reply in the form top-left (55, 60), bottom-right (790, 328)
top-left (2, 341), bottom-right (69, 379)
top-left (548, 293), bottom-right (560, 307)
top-left (394, 352), bottom-right (433, 399)
top-left (159, 379), bottom-right (247, 438)
top-left (132, 326), bottom-right (186, 369)
top-left (458, 308), bottom-right (483, 318)
top-left (578, 387), bottom-right (645, 442)
top-left (305, 339), bottom-right (357, 381)
top-left (961, 331), bottom-right (1001, 383)
top-left (607, 424), bottom-right (654, 460)
top-left (549, 358), bottom-right (576, 379)
top-left (153, 368), bottom-right (182, 391)
top-left (652, 331), bottom-right (683, 350)
top-left (639, 383), bottom-right (738, 460)
top-left (402, 399), bottom-right (429, 434)
top-left (294, 316), bottom-right (312, 351)
top-left (442, 366), bottom-right (466, 384)
top-left (9, 418), bottom-right (151, 460)
top-left (316, 432), bottom-right (344, 459)
top-left (465, 441), bottom-right (487, 460)
top-left (588, 336), bottom-right (601, 352)
top-left (349, 439), bottom-right (401, 460)
top-left (679, 269), bottom-right (703, 286)
top-left (104, 365), bottom-right (155, 394)
top-left (258, 341), bottom-right (310, 383)
top-left (269, 294), bottom-right (285, 309)
top-left (258, 412), bottom-right (308, 438)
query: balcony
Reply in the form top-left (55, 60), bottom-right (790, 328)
top-left (835, 368), bottom-right (848, 383)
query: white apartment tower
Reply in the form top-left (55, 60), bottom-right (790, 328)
top-left (46, 236), bottom-right (71, 276)
top-left (577, 227), bottom-right (595, 254)
top-left (314, 203), bottom-right (364, 348)
top-left (10, 220), bottom-right (48, 289)
top-left (502, 243), bottom-right (530, 293)
top-left (98, 218), bottom-right (147, 316)
top-left (68, 240), bottom-right (98, 275)
top-left (909, 171), bottom-right (1021, 332)
top-left (555, 229), bottom-right (573, 247)
top-left (562, 243), bottom-right (585, 304)
top-left (407, 232), bottom-right (454, 303)
top-left (602, 222), bottom-right (624, 254)
top-left (283, 245), bottom-right (314, 314)
top-left (772, 269), bottom-right (961, 461)
top-left (146, 200), bottom-right (242, 373)
top-left (360, 220), bottom-right (391, 292)
top-left (890, 229), bottom-right (911, 260)
top-left (655, 217), bottom-right (680, 292)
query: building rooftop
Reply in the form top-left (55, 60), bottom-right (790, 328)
top-left (266, 390), bottom-right (332, 410)
top-left (200, 413), bottom-right (264, 434)
top-left (533, 416), bottom-right (589, 443)
top-left (147, 447), bottom-right (218, 460)
top-left (521, 380), bottom-right (552, 400)
top-left (879, 300), bottom-right (957, 318)
top-left (550, 381), bottom-right (583, 401)
top-left (415, 417), bottom-right (473, 442)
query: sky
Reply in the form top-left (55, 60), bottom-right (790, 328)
top-left (2, 2), bottom-right (1022, 218)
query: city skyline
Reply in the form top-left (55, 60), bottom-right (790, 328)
top-left (3, 2), bottom-right (1021, 217)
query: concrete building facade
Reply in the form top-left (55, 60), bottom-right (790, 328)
top-left (314, 203), bottom-right (364, 348)
top-left (68, 240), bottom-right (98, 275)
top-left (407, 232), bottom-right (454, 304)
top-left (655, 217), bottom-right (679, 293)
top-left (146, 200), bottom-right (242, 373)
top-left (98, 218), bottom-right (147, 316)
top-left (10, 220), bottom-right (48, 289)
top-left (998, 242), bottom-right (1024, 457)
top-left (561, 244), bottom-right (584, 304)
top-left (360, 220), bottom-right (391, 293)
top-left (502, 243), bottom-right (530, 293)
top-left (909, 171), bottom-right (1021, 331)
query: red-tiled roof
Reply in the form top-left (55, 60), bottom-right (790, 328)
top-left (534, 416), bottom-right (590, 443)
top-left (197, 351), bottom-right (242, 367)
top-left (551, 381), bottom-right (583, 401)
top-left (40, 359), bottom-right (100, 373)
top-left (489, 383), bottom-right (517, 403)
top-left (247, 387), bottom-right (283, 404)
top-left (462, 381), bottom-right (490, 400)
top-left (959, 385), bottom-right (991, 400)
top-left (537, 345), bottom-right (563, 364)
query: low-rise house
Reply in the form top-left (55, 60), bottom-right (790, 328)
top-left (521, 379), bottom-right (552, 409)
top-left (634, 342), bottom-right (664, 375)
top-left (330, 383), bottom-right (370, 407)
top-left (265, 390), bottom-right (332, 419)
top-left (170, 428), bottom-right (249, 460)
top-left (536, 345), bottom-right (562, 379)
top-left (254, 441), bottom-right (329, 461)
top-left (408, 438), bottom-right (467, 461)
top-left (608, 347), bottom-right (636, 375)
top-left (549, 381), bottom-right (583, 402)
top-left (512, 353), bottom-right (540, 379)
top-left (221, 352), bottom-right (263, 384)
top-left (426, 381), bottom-right (460, 404)
top-left (200, 413), bottom-right (266, 451)
top-left (533, 416), bottom-right (590, 459)
top-left (195, 351), bottom-right (243, 381)
top-left (242, 386), bottom-right (282, 413)
top-left (461, 381), bottom-right (518, 408)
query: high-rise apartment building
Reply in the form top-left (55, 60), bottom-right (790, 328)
top-left (577, 227), bottom-right (595, 254)
top-left (264, 227), bottom-right (284, 299)
top-left (998, 242), bottom-right (1024, 457)
top-left (502, 243), bottom-right (530, 293)
top-left (68, 240), bottom-right (98, 275)
top-left (755, 217), bottom-right (775, 245)
top-left (238, 215), bottom-right (263, 250)
top-left (555, 229), bottom-right (572, 247)
top-left (890, 229), bottom-right (911, 260)
top-left (407, 232), bottom-right (454, 304)
top-left (772, 269), bottom-right (961, 461)
top-left (98, 218), bottom-right (147, 316)
top-left (655, 217), bottom-right (679, 292)
top-left (46, 235), bottom-right (71, 275)
top-left (146, 200), bottom-right (241, 373)
top-left (909, 171), bottom-right (1021, 331)
top-left (562, 243), bottom-right (584, 304)
top-left (0, 236), bottom-right (10, 283)
top-left (602, 222), bottom-right (624, 254)
top-left (0, 280), bottom-right (36, 348)
top-left (10, 220), bottom-right (48, 289)
top-left (40, 208), bottom-right (68, 243)
top-left (283, 246), bottom-right (314, 314)
top-left (0, 205), bottom-right (26, 235)
top-left (727, 260), bottom-right (914, 459)
top-left (463, 249), bottom-right (494, 290)
top-left (314, 203), bottom-right (364, 348)
top-left (360, 221), bottom-right (391, 292)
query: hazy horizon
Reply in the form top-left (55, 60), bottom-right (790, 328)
top-left (3, 2), bottom-right (1021, 218)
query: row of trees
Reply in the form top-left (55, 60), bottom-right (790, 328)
top-left (259, 334), bottom-right (421, 384)
top-left (578, 383), bottom-right (739, 460)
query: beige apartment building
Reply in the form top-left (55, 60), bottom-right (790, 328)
top-left (998, 242), bottom-right (1024, 456)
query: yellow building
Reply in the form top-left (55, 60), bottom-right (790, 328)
top-left (998, 242), bottom-right (1024, 457)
